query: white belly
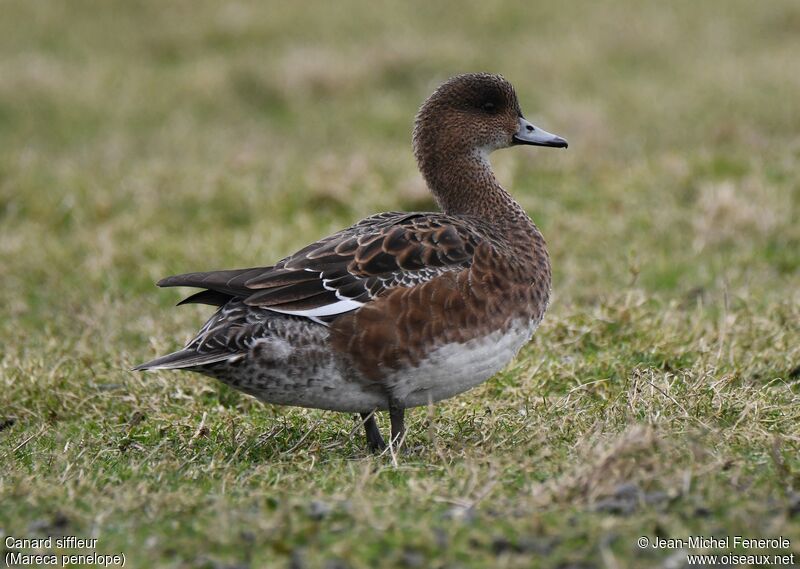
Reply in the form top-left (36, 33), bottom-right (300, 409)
top-left (386, 319), bottom-right (538, 408)
top-left (207, 320), bottom-right (537, 412)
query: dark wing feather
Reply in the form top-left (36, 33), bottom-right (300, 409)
top-left (158, 267), bottom-right (269, 298)
top-left (157, 212), bottom-right (485, 324)
top-left (176, 289), bottom-right (235, 307)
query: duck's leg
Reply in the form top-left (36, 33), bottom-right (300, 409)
top-left (360, 412), bottom-right (386, 452)
top-left (389, 397), bottom-right (406, 448)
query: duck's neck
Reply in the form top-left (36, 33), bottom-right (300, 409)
top-left (416, 147), bottom-right (529, 224)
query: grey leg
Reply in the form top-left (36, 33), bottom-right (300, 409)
top-left (389, 397), bottom-right (406, 448)
top-left (360, 412), bottom-right (386, 452)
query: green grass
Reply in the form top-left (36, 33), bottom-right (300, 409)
top-left (2, 1), bottom-right (800, 568)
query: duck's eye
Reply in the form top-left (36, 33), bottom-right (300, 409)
top-left (481, 101), bottom-right (497, 113)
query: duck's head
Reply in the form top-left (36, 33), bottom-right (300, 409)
top-left (413, 73), bottom-right (567, 165)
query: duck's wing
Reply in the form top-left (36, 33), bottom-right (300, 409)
top-left (157, 212), bottom-right (483, 325)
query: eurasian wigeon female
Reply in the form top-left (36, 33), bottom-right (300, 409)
top-left (136, 73), bottom-right (567, 452)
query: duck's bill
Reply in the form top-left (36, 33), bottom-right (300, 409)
top-left (512, 117), bottom-right (568, 148)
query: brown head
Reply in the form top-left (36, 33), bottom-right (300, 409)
top-left (412, 73), bottom-right (567, 217)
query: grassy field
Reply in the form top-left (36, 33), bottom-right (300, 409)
top-left (2, 1), bottom-right (799, 567)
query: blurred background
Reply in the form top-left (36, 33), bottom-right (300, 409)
top-left (1, 1), bottom-right (798, 567)
top-left (2, 0), bottom-right (797, 328)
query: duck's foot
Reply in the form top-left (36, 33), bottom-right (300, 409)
top-left (360, 412), bottom-right (386, 453)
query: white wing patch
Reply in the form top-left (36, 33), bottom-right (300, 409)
top-left (263, 298), bottom-right (365, 323)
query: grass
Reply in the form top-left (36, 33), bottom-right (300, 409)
top-left (1, 1), bottom-right (799, 567)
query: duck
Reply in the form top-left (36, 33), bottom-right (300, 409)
top-left (135, 73), bottom-right (567, 452)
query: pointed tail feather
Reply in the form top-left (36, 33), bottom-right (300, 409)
top-left (133, 348), bottom-right (240, 371)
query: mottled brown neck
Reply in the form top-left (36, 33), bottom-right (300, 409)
top-left (415, 140), bottom-right (530, 226)
top-left (413, 118), bottom-right (550, 287)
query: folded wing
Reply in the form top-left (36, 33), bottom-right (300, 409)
top-left (157, 212), bottom-right (482, 325)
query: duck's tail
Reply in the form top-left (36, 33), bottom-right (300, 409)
top-left (132, 348), bottom-right (238, 371)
